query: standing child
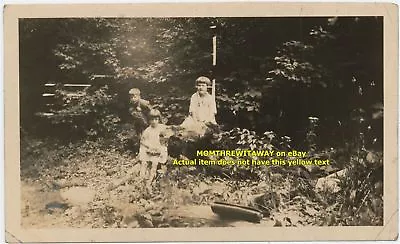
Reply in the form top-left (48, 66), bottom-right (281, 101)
top-left (180, 76), bottom-right (218, 137)
top-left (128, 88), bottom-right (152, 136)
top-left (138, 109), bottom-right (168, 191)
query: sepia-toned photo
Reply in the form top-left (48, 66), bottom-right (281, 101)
top-left (4, 3), bottom-right (398, 242)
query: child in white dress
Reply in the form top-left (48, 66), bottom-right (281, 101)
top-left (180, 76), bottom-right (217, 137)
top-left (138, 109), bottom-right (168, 190)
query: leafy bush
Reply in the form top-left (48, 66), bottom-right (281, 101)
top-left (316, 150), bottom-right (383, 226)
top-left (48, 85), bottom-right (120, 137)
top-left (316, 111), bottom-right (383, 226)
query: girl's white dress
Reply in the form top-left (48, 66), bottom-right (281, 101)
top-left (180, 92), bottom-right (217, 137)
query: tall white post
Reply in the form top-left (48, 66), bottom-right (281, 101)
top-left (210, 25), bottom-right (217, 100)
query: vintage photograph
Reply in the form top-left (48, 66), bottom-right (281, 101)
top-left (18, 16), bottom-right (385, 229)
top-left (4, 3), bottom-right (398, 242)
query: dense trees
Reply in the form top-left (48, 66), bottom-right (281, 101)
top-left (19, 17), bottom-right (384, 227)
top-left (19, 17), bottom-right (383, 149)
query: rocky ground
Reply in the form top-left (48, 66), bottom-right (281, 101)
top-left (20, 136), bottom-right (349, 228)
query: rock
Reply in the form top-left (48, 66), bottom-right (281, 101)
top-left (273, 219), bottom-right (282, 227)
top-left (138, 213), bottom-right (154, 228)
top-left (315, 169), bottom-right (347, 193)
top-left (121, 216), bottom-right (138, 228)
top-left (45, 201), bottom-right (69, 214)
top-left (169, 216), bottom-right (184, 227)
top-left (151, 215), bottom-right (165, 227)
top-left (212, 182), bottom-right (226, 196)
top-left (193, 182), bottom-right (212, 195)
top-left (53, 179), bottom-right (67, 189)
top-left (64, 206), bottom-right (81, 218)
top-left (211, 201), bottom-right (263, 223)
top-left (144, 201), bottom-right (155, 211)
top-left (60, 187), bottom-right (95, 206)
top-left (122, 213), bottom-right (135, 223)
top-left (127, 220), bottom-right (140, 228)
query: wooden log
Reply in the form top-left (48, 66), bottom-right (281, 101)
top-left (211, 201), bottom-right (263, 223)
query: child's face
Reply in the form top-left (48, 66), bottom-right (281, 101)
top-left (130, 93), bottom-right (140, 103)
top-left (196, 83), bottom-right (208, 95)
top-left (150, 117), bottom-right (159, 127)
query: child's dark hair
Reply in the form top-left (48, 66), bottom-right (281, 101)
top-left (149, 109), bottom-right (161, 119)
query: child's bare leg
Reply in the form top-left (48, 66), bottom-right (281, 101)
top-left (149, 162), bottom-right (158, 184)
top-left (139, 161), bottom-right (148, 179)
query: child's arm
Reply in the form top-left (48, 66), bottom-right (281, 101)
top-left (208, 95), bottom-right (217, 124)
top-left (140, 140), bottom-right (151, 150)
top-left (211, 96), bottom-right (217, 115)
top-left (139, 129), bottom-right (152, 150)
top-left (140, 140), bottom-right (161, 155)
top-left (188, 94), bottom-right (196, 117)
top-left (141, 99), bottom-right (152, 112)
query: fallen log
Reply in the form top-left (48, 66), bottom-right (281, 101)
top-left (211, 201), bottom-right (263, 223)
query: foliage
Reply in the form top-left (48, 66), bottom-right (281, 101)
top-left (269, 41), bottom-right (328, 88)
top-left (212, 128), bottom-right (292, 152)
top-left (316, 151), bottom-right (383, 226)
top-left (147, 94), bottom-right (190, 125)
top-left (315, 111), bottom-right (383, 226)
top-left (19, 17), bottom-right (384, 227)
top-left (47, 85), bottom-right (120, 137)
top-left (21, 134), bottom-right (322, 228)
top-left (20, 17), bottom-right (383, 148)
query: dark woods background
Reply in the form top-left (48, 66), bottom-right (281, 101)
top-left (20, 17), bottom-right (383, 150)
top-left (19, 17), bottom-right (384, 227)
